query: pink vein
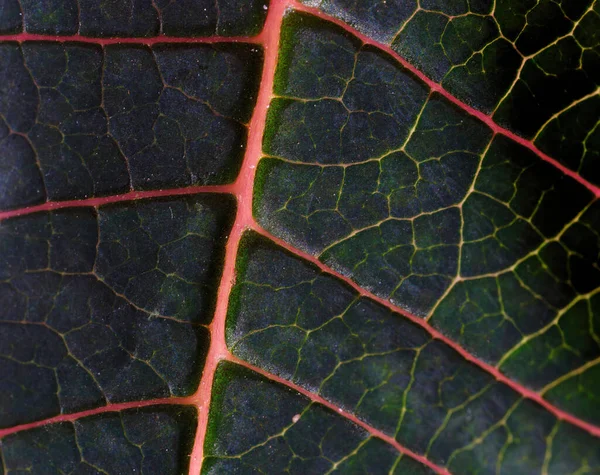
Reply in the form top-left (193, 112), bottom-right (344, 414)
top-left (248, 221), bottom-right (600, 439)
top-left (229, 354), bottom-right (450, 475)
top-left (0, 351), bottom-right (449, 474)
top-left (0, 32), bottom-right (260, 45)
top-left (0, 185), bottom-right (235, 221)
top-left (290, 1), bottom-right (600, 198)
top-left (0, 396), bottom-right (191, 438)
top-left (186, 0), bottom-right (288, 472)
top-left (0, 0), bottom-right (598, 469)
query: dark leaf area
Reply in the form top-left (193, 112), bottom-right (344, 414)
top-left (0, 42), bottom-right (262, 210)
top-left (301, 0), bottom-right (600, 184)
top-left (0, 0), bottom-right (269, 37)
top-left (225, 232), bottom-right (600, 472)
top-left (0, 0), bottom-right (599, 473)
top-left (255, 12), bottom-right (600, 428)
top-left (204, 362), bottom-right (432, 474)
top-left (0, 195), bottom-right (233, 427)
top-left (0, 406), bottom-right (197, 474)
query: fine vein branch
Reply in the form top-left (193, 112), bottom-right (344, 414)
top-left (228, 355), bottom-right (451, 475)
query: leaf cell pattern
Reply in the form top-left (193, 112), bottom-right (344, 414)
top-left (0, 0), bottom-right (598, 473)
top-left (255, 12), bottom-right (600, 426)
top-left (226, 232), bottom-right (600, 473)
top-left (0, 42), bottom-right (262, 210)
top-left (300, 0), bottom-right (600, 184)
top-left (0, 195), bottom-right (233, 428)
top-left (203, 362), bottom-right (432, 474)
top-left (0, 406), bottom-right (197, 474)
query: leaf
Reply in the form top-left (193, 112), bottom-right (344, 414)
top-left (0, 196), bottom-right (233, 427)
top-left (0, 41), bottom-right (262, 209)
top-left (0, 0), bottom-right (599, 473)
top-left (1, 406), bottom-right (197, 473)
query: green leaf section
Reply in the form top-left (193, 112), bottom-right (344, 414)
top-left (0, 195), bottom-right (233, 427)
top-left (255, 12), bottom-right (600, 424)
top-left (0, 406), bottom-right (197, 474)
top-left (226, 232), bottom-right (600, 472)
top-left (300, 0), bottom-right (600, 184)
top-left (203, 361), bottom-right (431, 474)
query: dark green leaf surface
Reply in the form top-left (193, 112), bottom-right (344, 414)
top-left (226, 232), bottom-right (600, 472)
top-left (0, 0), bottom-right (598, 473)
top-left (299, 0), bottom-right (600, 183)
top-left (255, 13), bottom-right (600, 426)
top-left (203, 362), bottom-right (432, 474)
top-left (0, 406), bottom-right (197, 474)
top-left (0, 0), bottom-right (269, 37)
top-left (0, 42), bottom-right (262, 210)
top-left (0, 195), bottom-right (233, 427)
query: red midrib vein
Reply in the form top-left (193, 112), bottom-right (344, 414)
top-left (186, 0), bottom-right (288, 472)
top-left (0, 0), bottom-right (598, 473)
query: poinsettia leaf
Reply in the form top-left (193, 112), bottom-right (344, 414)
top-left (0, 0), bottom-right (598, 473)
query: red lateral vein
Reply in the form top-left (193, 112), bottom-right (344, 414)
top-left (227, 353), bottom-right (451, 475)
top-left (0, 185), bottom-right (236, 221)
top-left (0, 33), bottom-right (261, 45)
top-left (248, 221), bottom-right (600, 439)
top-left (289, 0), bottom-right (600, 198)
top-left (0, 396), bottom-right (192, 438)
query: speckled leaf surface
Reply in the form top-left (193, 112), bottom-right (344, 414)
top-left (227, 233), bottom-right (600, 472)
top-left (0, 41), bottom-right (262, 209)
top-left (0, 0), bottom-right (598, 473)
top-left (1, 406), bottom-right (197, 473)
top-left (299, 0), bottom-right (600, 184)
